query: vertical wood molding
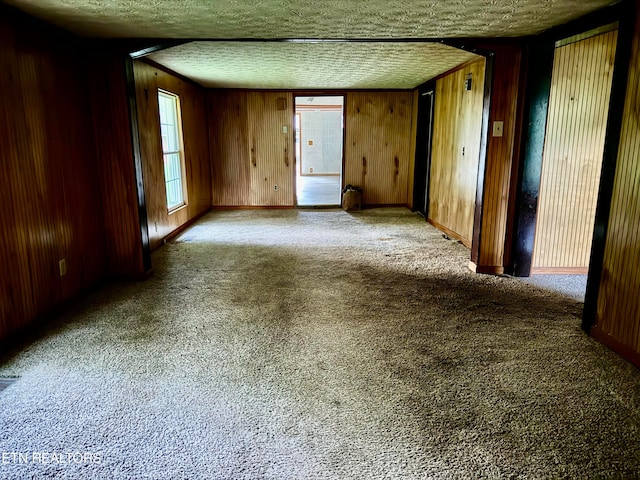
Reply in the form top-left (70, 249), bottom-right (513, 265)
top-left (125, 57), bottom-right (152, 271)
top-left (471, 54), bottom-right (495, 264)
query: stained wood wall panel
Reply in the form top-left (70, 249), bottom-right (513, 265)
top-left (88, 53), bottom-right (145, 277)
top-left (344, 92), bottom-right (414, 205)
top-left (0, 11), bottom-right (106, 339)
top-left (247, 92), bottom-right (294, 206)
top-left (428, 58), bottom-right (486, 246)
top-left (595, 6), bottom-right (640, 356)
top-left (533, 31), bottom-right (617, 272)
top-left (208, 91), bottom-right (294, 207)
top-left (134, 61), bottom-right (212, 250)
top-left (209, 91), bottom-right (250, 206)
top-left (477, 45), bottom-right (524, 271)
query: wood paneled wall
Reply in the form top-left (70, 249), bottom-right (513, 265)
top-left (595, 5), bottom-right (640, 359)
top-left (476, 45), bottom-right (524, 272)
top-left (88, 52), bottom-right (145, 277)
top-left (428, 58), bottom-right (486, 246)
top-left (208, 91), bottom-right (294, 207)
top-left (134, 61), bottom-right (211, 250)
top-left (533, 31), bottom-right (617, 273)
top-left (344, 92), bottom-right (414, 205)
top-left (0, 10), bottom-right (106, 339)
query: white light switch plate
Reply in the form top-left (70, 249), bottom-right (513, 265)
top-left (282, 126), bottom-right (288, 134)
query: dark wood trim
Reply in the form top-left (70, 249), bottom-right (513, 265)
top-left (138, 58), bottom-right (205, 88)
top-left (439, 40), bottom-right (495, 58)
top-left (128, 40), bottom-right (190, 58)
top-left (124, 57), bottom-right (153, 274)
top-left (211, 88), bottom-right (414, 93)
top-left (502, 46), bottom-right (530, 274)
top-left (118, 37), bottom-right (525, 45)
top-left (511, 41), bottom-right (555, 277)
top-left (471, 53), bottom-right (495, 264)
top-left (428, 219), bottom-right (472, 248)
top-left (538, 1), bottom-right (629, 44)
top-left (591, 326), bottom-right (640, 370)
top-left (583, 0), bottom-right (636, 332)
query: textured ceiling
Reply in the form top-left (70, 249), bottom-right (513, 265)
top-left (5, 0), bottom-right (614, 39)
top-left (147, 42), bottom-right (479, 89)
top-left (5, 0), bottom-right (615, 89)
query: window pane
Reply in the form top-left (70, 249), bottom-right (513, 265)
top-left (158, 91), bottom-right (185, 210)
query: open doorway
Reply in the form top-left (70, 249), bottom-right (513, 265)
top-left (528, 27), bottom-right (618, 301)
top-left (294, 96), bottom-right (344, 206)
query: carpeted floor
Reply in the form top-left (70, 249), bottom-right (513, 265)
top-left (1, 208), bottom-right (639, 479)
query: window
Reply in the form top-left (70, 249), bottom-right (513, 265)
top-left (157, 90), bottom-right (186, 211)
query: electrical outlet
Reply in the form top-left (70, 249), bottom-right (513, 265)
top-left (59, 259), bottom-right (67, 277)
top-left (492, 121), bottom-right (504, 137)
top-left (274, 185), bottom-right (279, 192)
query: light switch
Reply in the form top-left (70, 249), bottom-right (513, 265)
top-left (282, 126), bottom-right (288, 134)
top-left (492, 121), bottom-right (504, 137)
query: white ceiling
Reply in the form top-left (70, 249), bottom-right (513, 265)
top-left (5, 0), bottom-right (615, 89)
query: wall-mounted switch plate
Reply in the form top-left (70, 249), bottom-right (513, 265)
top-left (59, 259), bottom-right (67, 277)
top-left (282, 126), bottom-right (288, 134)
top-left (493, 121), bottom-right (504, 137)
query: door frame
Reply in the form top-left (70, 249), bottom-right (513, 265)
top-left (412, 82), bottom-right (436, 218)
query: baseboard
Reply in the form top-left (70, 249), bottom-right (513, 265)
top-left (427, 219), bottom-right (472, 248)
top-left (362, 203), bottom-right (411, 210)
top-left (469, 262), bottom-right (505, 275)
top-left (531, 267), bottom-right (589, 275)
top-left (590, 325), bottom-right (640, 370)
top-left (163, 207), bottom-right (212, 244)
top-left (213, 205), bottom-right (296, 210)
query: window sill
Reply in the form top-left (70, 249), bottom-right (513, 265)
top-left (168, 204), bottom-right (188, 216)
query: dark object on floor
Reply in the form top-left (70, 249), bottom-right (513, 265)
top-left (342, 184), bottom-right (362, 211)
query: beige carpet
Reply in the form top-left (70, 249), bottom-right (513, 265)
top-left (0, 208), bottom-right (639, 479)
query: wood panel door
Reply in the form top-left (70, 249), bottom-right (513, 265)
top-left (428, 58), bottom-right (486, 246)
top-left (532, 30), bottom-right (618, 273)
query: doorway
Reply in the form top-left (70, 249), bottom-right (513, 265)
top-left (532, 27), bottom-right (618, 279)
top-left (413, 85), bottom-right (436, 218)
top-left (294, 96), bottom-right (344, 206)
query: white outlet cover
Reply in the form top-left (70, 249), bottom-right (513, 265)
top-left (492, 121), bottom-right (504, 137)
top-left (282, 126), bottom-right (288, 134)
